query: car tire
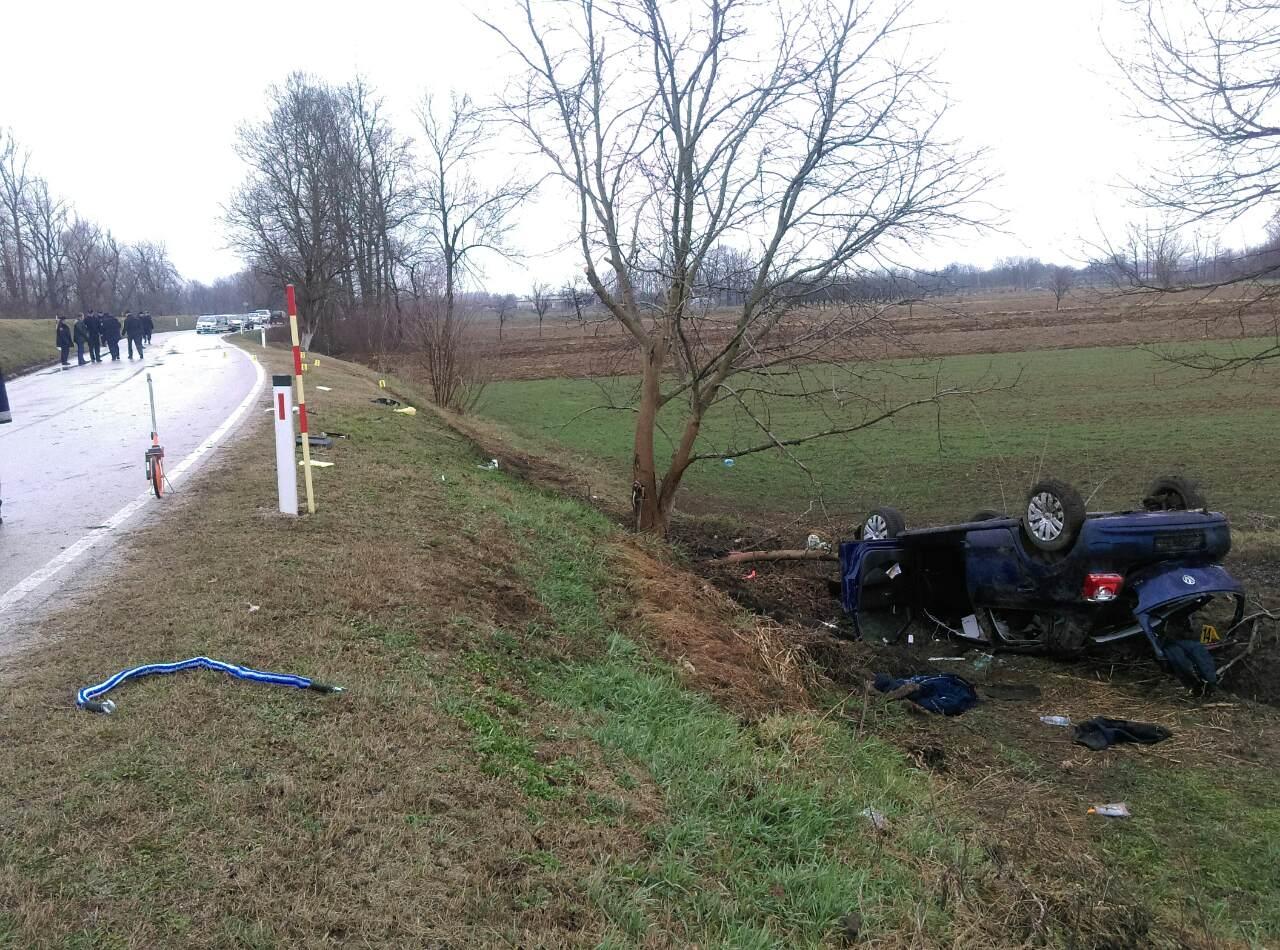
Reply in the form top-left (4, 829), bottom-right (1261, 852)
top-left (1143, 475), bottom-right (1206, 511)
top-left (862, 506), bottom-right (905, 540)
top-left (971, 509), bottom-right (1003, 522)
top-left (1021, 479), bottom-right (1085, 553)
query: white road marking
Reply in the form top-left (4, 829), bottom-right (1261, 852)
top-left (0, 344), bottom-right (266, 616)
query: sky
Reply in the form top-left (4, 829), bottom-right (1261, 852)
top-left (0, 0), bottom-right (1261, 292)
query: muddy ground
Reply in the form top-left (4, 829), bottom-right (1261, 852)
top-left (464, 288), bottom-right (1280, 382)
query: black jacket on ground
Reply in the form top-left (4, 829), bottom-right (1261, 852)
top-left (56, 322), bottom-right (72, 348)
top-left (100, 315), bottom-right (121, 342)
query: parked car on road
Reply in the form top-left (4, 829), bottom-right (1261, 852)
top-left (196, 315), bottom-right (228, 334)
top-left (839, 476), bottom-right (1244, 687)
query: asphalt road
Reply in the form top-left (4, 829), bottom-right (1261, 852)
top-left (0, 332), bottom-right (263, 650)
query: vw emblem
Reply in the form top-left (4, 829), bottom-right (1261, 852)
top-left (1182, 574), bottom-right (1196, 586)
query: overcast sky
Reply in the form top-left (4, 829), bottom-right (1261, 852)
top-left (0, 0), bottom-right (1256, 292)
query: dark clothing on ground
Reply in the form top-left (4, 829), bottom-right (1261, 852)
top-left (1072, 717), bottom-right (1172, 751)
top-left (56, 322), bottom-right (72, 365)
top-left (101, 315), bottom-right (122, 360)
top-left (141, 313), bottom-right (154, 344)
top-left (872, 673), bottom-right (979, 716)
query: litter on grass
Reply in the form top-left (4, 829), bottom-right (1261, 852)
top-left (1040, 715), bottom-right (1072, 727)
top-left (76, 656), bottom-right (344, 714)
top-left (316, 385), bottom-right (333, 392)
top-left (296, 434), bottom-right (333, 448)
top-left (860, 807), bottom-right (889, 831)
top-left (478, 459), bottom-right (499, 471)
top-left (372, 397), bottom-right (401, 407)
top-left (1088, 803), bottom-right (1131, 818)
top-left (1072, 717), bottom-right (1172, 751)
top-left (873, 673), bottom-right (978, 716)
top-left (248, 604), bottom-right (261, 614)
top-left (393, 406), bottom-right (417, 416)
top-left (300, 460), bottom-right (335, 468)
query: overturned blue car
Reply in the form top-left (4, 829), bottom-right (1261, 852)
top-left (840, 476), bottom-right (1245, 687)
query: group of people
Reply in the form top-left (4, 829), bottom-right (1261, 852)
top-left (55, 311), bottom-right (154, 366)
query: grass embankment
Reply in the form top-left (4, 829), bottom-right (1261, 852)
top-left (0, 345), bottom-right (1276, 947)
top-left (0, 316), bottom-right (186, 376)
top-left (478, 340), bottom-right (1280, 527)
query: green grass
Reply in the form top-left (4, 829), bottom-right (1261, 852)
top-left (0, 315), bottom-right (187, 376)
top-left (0, 318), bottom-right (54, 375)
top-left (461, 491), bottom-right (960, 945)
top-left (478, 340), bottom-right (1280, 524)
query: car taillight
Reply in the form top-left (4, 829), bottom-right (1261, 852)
top-left (1083, 572), bottom-right (1124, 602)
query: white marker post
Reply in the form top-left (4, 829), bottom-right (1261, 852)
top-left (272, 374), bottom-right (298, 516)
top-left (260, 327), bottom-right (267, 348)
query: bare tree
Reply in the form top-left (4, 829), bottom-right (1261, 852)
top-left (493, 292), bottom-right (517, 339)
top-left (486, 0), bottom-right (990, 533)
top-left (1048, 266), bottom-right (1073, 310)
top-left (1110, 1), bottom-right (1280, 367)
top-left (417, 93), bottom-right (532, 323)
top-left (529, 281), bottom-right (551, 337)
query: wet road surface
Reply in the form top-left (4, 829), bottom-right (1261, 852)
top-left (0, 332), bottom-right (263, 652)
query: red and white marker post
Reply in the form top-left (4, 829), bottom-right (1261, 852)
top-left (272, 374), bottom-right (298, 515)
top-left (285, 285), bottom-right (317, 514)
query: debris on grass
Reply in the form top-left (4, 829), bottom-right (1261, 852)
top-left (247, 604), bottom-right (260, 614)
top-left (872, 673), bottom-right (979, 716)
top-left (317, 385), bottom-right (333, 391)
top-left (1087, 803), bottom-right (1132, 818)
top-left (371, 396), bottom-right (401, 407)
top-left (300, 460), bottom-right (335, 468)
top-left (859, 807), bottom-right (889, 831)
top-left (478, 459), bottom-right (500, 471)
top-left (1072, 717), bottom-right (1172, 751)
top-left (1040, 715), bottom-right (1072, 727)
top-left (76, 656), bottom-right (344, 714)
top-left (394, 406), bottom-right (417, 416)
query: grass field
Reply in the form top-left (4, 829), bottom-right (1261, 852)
top-left (2, 343), bottom-right (1276, 946)
top-left (0, 316), bottom-right (187, 376)
top-left (477, 339), bottom-right (1280, 529)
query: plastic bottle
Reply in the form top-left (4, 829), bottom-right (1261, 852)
top-left (1039, 715), bottom-right (1072, 727)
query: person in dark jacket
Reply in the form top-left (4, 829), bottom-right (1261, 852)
top-left (72, 314), bottom-right (89, 365)
top-left (123, 311), bottom-right (144, 359)
top-left (101, 312), bottom-right (122, 360)
top-left (86, 311), bottom-right (102, 362)
top-left (141, 311), bottom-right (154, 344)
top-left (56, 317), bottom-right (73, 366)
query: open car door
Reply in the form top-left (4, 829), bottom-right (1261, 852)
top-left (840, 540), bottom-right (914, 640)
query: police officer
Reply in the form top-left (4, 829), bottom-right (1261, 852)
top-left (101, 311), bottom-right (122, 361)
top-left (72, 314), bottom-right (89, 365)
top-left (124, 311), bottom-right (144, 359)
top-left (141, 311), bottom-right (154, 345)
top-left (86, 310), bottom-right (103, 363)
top-left (56, 316), bottom-right (73, 367)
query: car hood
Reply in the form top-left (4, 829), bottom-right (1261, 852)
top-left (1128, 562), bottom-right (1243, 617)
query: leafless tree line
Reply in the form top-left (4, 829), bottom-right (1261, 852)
top-left (0, 128), bottom-right (184, 317)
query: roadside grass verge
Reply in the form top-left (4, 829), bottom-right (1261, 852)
top-left (477, 339), bottom-right (1280, 526)
top-left (0, 343), bottom-right (1276, 946)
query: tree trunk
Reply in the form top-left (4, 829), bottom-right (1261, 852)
top-left (633, 339), bottom-right (666, 533)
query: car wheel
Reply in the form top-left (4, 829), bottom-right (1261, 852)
top-left (971, 509), bottom-right (1003, 522)
top-left (1021, 479), bottom-right (1085, 553)
top-left (862, 506), bottom-right (905, 540)
top-left (1143, 475), bottom-right (1206, 511)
